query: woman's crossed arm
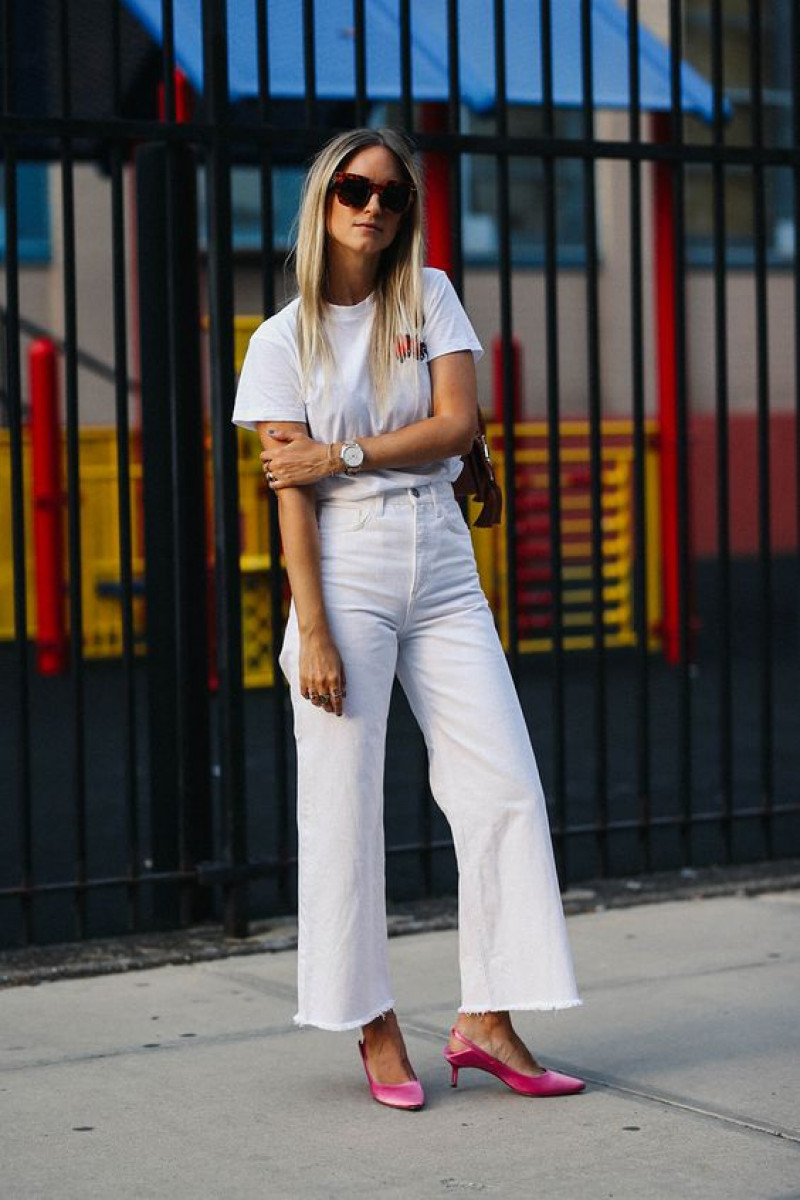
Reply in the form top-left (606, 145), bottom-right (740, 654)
top-left (260, 350), bottom-right (477, 490)
top-left (257, 420), bottom-right (346, 718)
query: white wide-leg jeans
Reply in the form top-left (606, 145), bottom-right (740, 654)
top-left (278, 479), bottom-right (582, 1031)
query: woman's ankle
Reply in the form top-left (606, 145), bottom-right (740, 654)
top-left (456, 1010), bottom-right (512, 1034)
top-left (362, 1008), bottom-right (398, 1039)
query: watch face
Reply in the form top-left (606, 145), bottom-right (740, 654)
top-left (343, 443), bottom-right (364, 468)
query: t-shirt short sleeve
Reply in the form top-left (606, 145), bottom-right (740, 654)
top-left (422, 268), bottom-right (484, 365)
top-left (231, 314), bottom-right (306, 433)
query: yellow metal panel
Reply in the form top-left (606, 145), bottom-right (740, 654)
top-left (486, 419), bottom-right (660, 655)
top-left (0, 430), bottom-right (36, 640)
top-left (644, 437), bottom-right (663, 650)
top-left (233, 316), bottom-right (265, 374)
top-left (202, 314), bottom-right (265, 375)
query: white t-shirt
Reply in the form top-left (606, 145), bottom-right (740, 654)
top-left (231, 267), bottom-right (484, 502)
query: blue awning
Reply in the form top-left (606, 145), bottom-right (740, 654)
top-left (123, 0), bottom-right (732, 123)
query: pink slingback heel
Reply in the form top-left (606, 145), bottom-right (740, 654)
top-left (358, 1038), bottom-right (425, 1111)
top-left (442, 1026), bottom-right (585, 1097)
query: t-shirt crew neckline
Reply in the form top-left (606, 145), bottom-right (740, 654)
top-left (324, 292), bottom-right (375, 320)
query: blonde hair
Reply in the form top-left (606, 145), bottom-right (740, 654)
top-left (289, 127), bottom-right (425, 411)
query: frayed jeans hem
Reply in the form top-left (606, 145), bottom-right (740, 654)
top-left (292, 999), bottom-right (395, 1032)
top-left (457, 998), bottom-right (583, 1015)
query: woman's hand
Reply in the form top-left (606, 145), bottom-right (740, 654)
top-left (260, 428), bottom-right (337, 490)
top-left (299, 630), bottom-right (347, 717)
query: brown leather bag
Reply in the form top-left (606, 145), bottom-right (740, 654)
top-left (452, 405), bottom-right (503, 527)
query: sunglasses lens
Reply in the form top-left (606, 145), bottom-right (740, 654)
top-left (336, 177), bottom-right (370, 208)
top-left (381, 183), bottom-right (412, 213)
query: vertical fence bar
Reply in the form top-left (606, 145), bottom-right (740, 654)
top-left (709, 0), bottom-right (733, 863)
top-left (110, 0), bottom-right (122, 115)
top-left (626, 0), bottom-right (652, 872)
top-left (202, 0), bottom-right (248, 936)
top-left (579, 0), bottom-right (608, 874)
top-left (158, 0), bottom-right (186, 928)
top-left (1, 0), bottom-right (35, 944)
top-left (494, 0), bottom-right (519, 681)
top-left (747, 0), bottom-right (773, 857)
top-left (302, 0), bottom-right (317, 131)
top-left (161, 0), bottom-right (214, 926)
top-left (57, 0), bottom-right (89, 936)
top-left (161, 0), bottom-right (176, 121)
top-left (408, 2), bottom-right (434, 897)
top-left (256, 0), bottom-right (292, 911)
top-left (109, 0), bottom-right (141, 928)
top-left (109, 134), bottom-right (141, 928)
top-left (539, 0), bottom-right (568, 880)
top-left (137, 144), bottom-right (184, 922)
top-left (399, 0), bottom-right (413, 135)
top-left (417, 0), bottom-right (463, 898)
top-left (445, 0), bottom-right (463, 296)
top-left (353, 0), bottom-right (367, 129)
top-left (667, 0), bottom-right (693, 864)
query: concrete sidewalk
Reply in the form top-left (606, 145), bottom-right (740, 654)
top-left (2, 891), bottom-right (798, 1199)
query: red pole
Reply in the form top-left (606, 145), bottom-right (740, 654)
top-left (29, 338), bottom-right (67, 675)
top-left (420, 103), bottom-right (454, 276)
top-left (652, 112), bottom-right (682, 666)
top-left (157, 67), bottom-right (194, 122)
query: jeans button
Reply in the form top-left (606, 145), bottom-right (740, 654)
top-left (410, 487), bottom-right (420, 497)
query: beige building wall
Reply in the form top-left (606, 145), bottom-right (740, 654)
top-left (459, 108), bottom-right (661, 422)
top-left (2, 162), bottom-right (139, 427)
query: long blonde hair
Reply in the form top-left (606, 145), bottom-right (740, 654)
top-left (289, 127), bottom-right (425, 410)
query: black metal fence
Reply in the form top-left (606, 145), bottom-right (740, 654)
top-left (2, 0), bottom-right (799, 950)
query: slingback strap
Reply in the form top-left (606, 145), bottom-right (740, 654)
top-left (449, 1025), bottom-right (484, 1053)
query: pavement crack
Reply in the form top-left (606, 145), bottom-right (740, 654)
top-left (0, 1023), bottom-right (298, 1074)
top-left (403, 1022), bottom-right (799, 1145)
top-left (576, 954), bottom-right (800, 995)
top-left (540, 1067), bottom-right (800, 1145)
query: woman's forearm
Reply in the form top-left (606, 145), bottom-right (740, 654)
top-left (275, 487), bottom-right (330, 638)
top-left (335, 411), bottom-right (474, 474)
top-left (263, 412), bottom-right (475, 489)
top-left (268, 453), bottom-right (346, 717)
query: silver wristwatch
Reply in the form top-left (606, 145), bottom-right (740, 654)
top-left (340, 440), bottom-right (365, 476)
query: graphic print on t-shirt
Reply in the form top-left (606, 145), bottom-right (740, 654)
top-left (395, 335), bottom-right (428, 363)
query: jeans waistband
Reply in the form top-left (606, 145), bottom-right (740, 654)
top-left (317, 479), bottom-right (455, 515)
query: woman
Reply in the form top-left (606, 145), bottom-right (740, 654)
top-left (232, 127), bottom-right (584, 1112)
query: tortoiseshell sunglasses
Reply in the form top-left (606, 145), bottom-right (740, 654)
top-left (328, 171), bottom-right (416, 215)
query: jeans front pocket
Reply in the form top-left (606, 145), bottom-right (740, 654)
top-left (316, 504), bottom-right (373, 535)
